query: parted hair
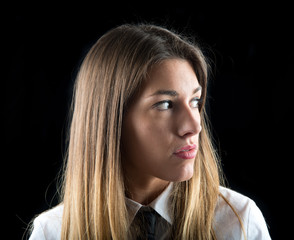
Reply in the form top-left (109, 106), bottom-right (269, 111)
top-left (60, 24), bottom-right (240, 239)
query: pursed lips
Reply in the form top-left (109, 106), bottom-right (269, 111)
top-left (173, 144), bottom-right (197, 159)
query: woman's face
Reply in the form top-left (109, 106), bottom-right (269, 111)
top-left (122, 59), bottom-right (202, 184)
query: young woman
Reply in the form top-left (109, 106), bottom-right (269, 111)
top-left (29, 24), bottom-right (271, 239)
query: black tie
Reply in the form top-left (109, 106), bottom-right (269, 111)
top-left (135, 207), bottom-right (157, 240)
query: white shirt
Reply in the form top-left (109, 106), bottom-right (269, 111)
top-left (29, 185), bottom-right (271, 239)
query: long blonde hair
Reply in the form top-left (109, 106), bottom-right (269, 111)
top-left (61, 24), bottom-right (229, 239)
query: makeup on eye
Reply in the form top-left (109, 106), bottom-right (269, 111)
top-left (153, 100), bottom-right (173, 111)
top-left (191, 97), bottom-right (202, 108)
top-left (152, 97), bottom-right (202, 111)
top-left (148, 86), bottom-right (202, 111)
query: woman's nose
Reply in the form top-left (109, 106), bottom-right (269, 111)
top-left (176, 105), bottom-right (202, 138)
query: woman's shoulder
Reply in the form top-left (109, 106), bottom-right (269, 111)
top-left (218, 186), bottom-right (253, 212)
top-left (214, 186), bottom-right (271, 239)
top-left (29, 204), bottom-right (63, 240)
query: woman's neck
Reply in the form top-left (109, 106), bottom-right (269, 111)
top-left (124, 175), bottom-right (169, 205)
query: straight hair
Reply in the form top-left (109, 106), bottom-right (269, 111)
top-left (60, 24), bottom-right (244, 239)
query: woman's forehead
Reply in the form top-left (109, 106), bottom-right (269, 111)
top-left (141, 59), bottom-right (201, 97)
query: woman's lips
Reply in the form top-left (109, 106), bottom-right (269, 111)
top-left (173, 144), bottom-right (197, 159)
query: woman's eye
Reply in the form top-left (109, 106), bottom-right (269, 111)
top-left (154, 100), bottom-right (173, 111)
top-left (191, 98), bottom-right (201, 108)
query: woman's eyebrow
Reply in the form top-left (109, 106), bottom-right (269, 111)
top-left (149, 86), bottom-right (202, 98)
top-left (151, 89), bottom-right (179, 97)
top-left (193, 86), bottom-right (202, 94)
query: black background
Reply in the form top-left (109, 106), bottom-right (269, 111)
top-left (7, 2), bottom-right (293, 239)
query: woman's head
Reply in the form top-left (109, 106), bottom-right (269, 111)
top-left (72, 23), bottom-right (209, 177)
top-left (62, 24), bottom-right (220, 239)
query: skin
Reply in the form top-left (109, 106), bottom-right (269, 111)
top-left (121, 59), bottom-right (202, 205)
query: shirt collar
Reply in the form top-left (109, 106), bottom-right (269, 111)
top-left (125, 183), bottom-right (173, 226)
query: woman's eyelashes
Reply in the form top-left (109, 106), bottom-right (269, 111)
top-left (191, 97), bottom-right (202, 108)
top-left (153, 97), bottom-right (202, 111)
top-left (153, 100), bottom-right (173, 111)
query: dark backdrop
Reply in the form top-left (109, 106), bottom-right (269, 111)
top-left (7, 3), bottom-right (293, 239)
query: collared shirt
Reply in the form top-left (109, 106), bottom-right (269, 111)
top-left (126, 183), bottom-right (173, 226)
top-left (126, 183), bottom-right (173, 239)
top-left (29, 185), bottom-right (271, 240)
